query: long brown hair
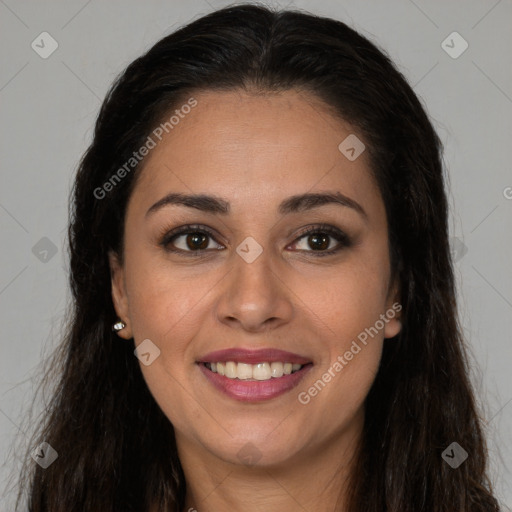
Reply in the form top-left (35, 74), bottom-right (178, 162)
top-left (15, 4), bottom-right (500, 511)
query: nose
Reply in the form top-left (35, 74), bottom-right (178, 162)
top-left (214, 248), bottom-right (294, 333)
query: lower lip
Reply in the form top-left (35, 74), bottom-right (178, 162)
top-left (198, 363), bottom-right (312, 402)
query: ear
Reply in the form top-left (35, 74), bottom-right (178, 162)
top-left (108, 250), bottom-right (133, 339)
top-left (384, 278), bottom-right (402, 339)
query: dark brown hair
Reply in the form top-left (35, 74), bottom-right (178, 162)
top-left (15, 4), bottom-right (500, 511)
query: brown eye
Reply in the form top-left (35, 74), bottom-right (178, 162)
top-left (184, 232), bottom-right (209, 250)
top-left (306, 233), bottom-right (330, 251)
top-left (160, 225), bottom-right (224, 254)
top-left (291, 225), bottom-right (351, 256)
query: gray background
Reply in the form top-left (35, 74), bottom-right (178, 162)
top-left (1, 0), bottom-right (511, 509)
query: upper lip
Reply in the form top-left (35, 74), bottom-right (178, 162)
top-left (197, 348), bottom-right (312, 365)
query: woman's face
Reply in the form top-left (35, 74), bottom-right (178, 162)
top-left (110, 89), bottom-right (401, 468)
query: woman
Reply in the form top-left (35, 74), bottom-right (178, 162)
top-left (17, 4), bottom-right (501, 511)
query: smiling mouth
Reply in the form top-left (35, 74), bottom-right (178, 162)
top-left (203, 361), bottom-right (309, 381)
top-left (197, 348), bottom-right (313, 401)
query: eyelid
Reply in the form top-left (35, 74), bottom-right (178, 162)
top-left (289, 223), bottom-right (351, 255)
top-left (159, 224), bottom-right (224, 252)
top-left (159, 223), bottom-right (351, 255)
top-left (293, 223), bottom-right (348, 240)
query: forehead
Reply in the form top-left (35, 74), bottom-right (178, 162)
top-left (129, 89), bottom-right (381, 216)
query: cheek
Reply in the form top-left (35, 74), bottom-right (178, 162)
top-left (307, 344), bottom-right (383, 437)
top-left (123, 256), bottom-right (220, 412)
top-left (124, 250), bottom-right (215, 342)
top-left (124, 261), bottom-right (213, 428)
top-left (304, 272), bottom-right (385, 388)
top-left (297, 286), bottom-right (385, 434)
top-left (293, 255), bottom-right (390, 344)
top-left (293, 250), bottom-right (389, 414)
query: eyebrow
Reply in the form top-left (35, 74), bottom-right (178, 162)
top-left (145, 191), bottom-right (367, 219)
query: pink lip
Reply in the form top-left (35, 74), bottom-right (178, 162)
top-left (198, 348), bottom-right (311, 365)
top-left (198, 363), bottom-right (313, 402)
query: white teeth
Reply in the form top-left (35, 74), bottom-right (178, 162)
top-left (225, 361), bottom-right (237, 379)
top-left (253, 362), bottom-right (271, 380)
top-left (206, 361), bottom-right (305, 381)
top-left (237, 362), bottom-right (253, 380)
top-left (270, 362), bottom-right (284, 378)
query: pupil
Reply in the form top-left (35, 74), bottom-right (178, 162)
top-left (309, 234), bottom-right (329, 250)
top-left (187, 233), bottom-right (208, 250)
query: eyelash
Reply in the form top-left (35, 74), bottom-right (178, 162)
top-left (158, 223), bottom-right (351, 258)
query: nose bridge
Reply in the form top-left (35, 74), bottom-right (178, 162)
top-left (234, 245), bottom-right (273, 293)
top-left (230, 244), bottom-right (278, 307)
top-left (214, 241), bottom-right (293, 331)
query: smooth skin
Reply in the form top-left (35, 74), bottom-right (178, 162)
top-left (110, 89), bottom-right (401, 511)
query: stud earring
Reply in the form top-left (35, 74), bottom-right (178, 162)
top-left (112, 320), bottom-right (126, 332)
